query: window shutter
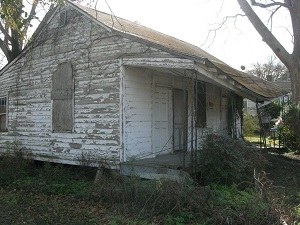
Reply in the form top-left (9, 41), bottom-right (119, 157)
top-left (196, 81), bottom-right (207, 128)
top-left (52, 62), bottom-right (74, 132)
top-left (0, 97), bottom-right (7, 132)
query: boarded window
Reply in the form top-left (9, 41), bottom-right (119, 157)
top-left (51, 62), bottom-right (74, 132)
top-left (0, 97), bottom-right (7, 132)
top-left (196, 81), bottom-right (207, 128)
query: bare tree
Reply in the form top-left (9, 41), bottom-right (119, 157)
top-left (0, 0), bottom-right (65, 64)
top-left (236, 0), bottom-right (300, 103)
top-left (248, 56), bottom-right (289, 81)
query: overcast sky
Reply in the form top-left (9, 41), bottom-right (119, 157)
top-left (81, 0), bottom-right (293, 70)
top-left (9, 0), bottom-right (293, 71)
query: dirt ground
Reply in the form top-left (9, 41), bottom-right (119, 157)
top-left (265, 151), bottom-right (300, 206)
top-left (266, 153), bottom-right (300, 187)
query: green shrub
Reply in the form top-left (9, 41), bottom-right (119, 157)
top-left (260, 102), bottom-right (282, 120)
top-left (243, 112), bottom-right (259, 137)
top-left (0, 147), bottom-right (34, 186)
top-left (7, 163), bottom-right (92, 197)
top-left (209, 185), bottom-right (279, 225)
top-left (283, 104), bottom-right (300, 152)
top-left (198, 134), bottom-right (266, 185)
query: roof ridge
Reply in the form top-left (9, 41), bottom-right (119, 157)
top-left (68, 1), bottom-right (225, 64)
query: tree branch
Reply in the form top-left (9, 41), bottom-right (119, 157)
top-left (203, 14), bottom-right (246, 48)
top-left (22, 0), bottom-right (39, 46)
top-left (0, 37), bottom-right (10, 60)
top-left (0, 21), bottom-right (13, 43)
top-left (267, 5), bottom-right (282, 31)
top-left (237, 0), bottom-right (292, 68)
top-left (250, 0), bottom-right (289, 9)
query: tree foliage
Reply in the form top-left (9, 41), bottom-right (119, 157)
top-left (0, 0), bottom-right (64, 63)
top-left (243, 112), bottom-right (259, 137)
top-left (236, 0), bottom-right (300, 103)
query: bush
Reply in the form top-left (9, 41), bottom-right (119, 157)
top-left (209, 184), bottom-right (280, 225)
top-left (243, 112), bottom-right (259, 137)
top-left (260, 102), bottom-right (282, 120)
top-left (0, 147), bottom-right (34, 186)
top-left (283, 104), bottom-right (300, 152)
top-left (91, 175), bottom-right (211, 219)
top-left (198, 134), bottom-right (266, 185)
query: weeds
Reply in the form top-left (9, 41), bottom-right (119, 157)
top-left (197, 134), bottom-right (266, 185)
top-left (0, 142), bottom-right (297, 224)
top-left (91, 174), bottom-right (211, 221)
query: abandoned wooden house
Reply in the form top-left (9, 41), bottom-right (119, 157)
top-left (0, 2), bottom-right (286, 175)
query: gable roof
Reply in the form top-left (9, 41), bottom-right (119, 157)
top-left (70, 2), bottom-right (287, 101)
top-left (0, 1), bottom-right (288, 101)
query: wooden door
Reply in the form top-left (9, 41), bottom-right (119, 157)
top-left (153, 87), bottom-right (172, 155)
top-left (173, 89), bottom-right (188, 151)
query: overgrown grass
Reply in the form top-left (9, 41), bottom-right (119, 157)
top-left (0, 148), bottom-right (297, 224)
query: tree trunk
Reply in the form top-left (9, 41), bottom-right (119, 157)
top-left (289, 0), bottom-right (300, 104)
top-left (289, 64), bottom-right (300, 104)
top-left (8, 30), bottom-right (22, 63)
top-left (237, 0), bottom-right (300, 104)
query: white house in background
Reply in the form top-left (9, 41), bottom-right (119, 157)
top-left (244, 81), bottom-right (291, 116)
top-left (0, 1), bottom-right (286, 167)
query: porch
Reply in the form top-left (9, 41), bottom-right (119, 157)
top-left (120, 151), bottom-right (194, 182)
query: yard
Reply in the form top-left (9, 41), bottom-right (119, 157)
top-left (0, 148), bottom-right (300, 225)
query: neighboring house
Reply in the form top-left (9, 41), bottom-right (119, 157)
top-left (0, 2), bottom-right (286, 167)
top-left (244, 81), bottom-right (291, 116)
top-left (244, 99), bottom-right (258, 116)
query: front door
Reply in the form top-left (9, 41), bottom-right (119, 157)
top-left (173, 89), bottom-right (188, 151)
top-left (153, 87), bottom-right (172, 155)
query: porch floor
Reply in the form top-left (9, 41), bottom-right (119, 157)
top-left (120, 151), bottom-right (193, 182)
top-left (124, 151), bottom-right (192, 170)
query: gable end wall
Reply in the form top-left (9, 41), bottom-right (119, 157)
top-left (0, 5), bottom-right (178, 165)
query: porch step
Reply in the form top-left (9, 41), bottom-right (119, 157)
top-left (120, 163), bottom-right (194, 183)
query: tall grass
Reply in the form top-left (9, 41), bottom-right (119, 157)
top-left (0, 144), bottom-right (296, 224)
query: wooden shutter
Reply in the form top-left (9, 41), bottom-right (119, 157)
top-left (196, 81), bottom-right (207, 128)
top-left (51, 62), bottom-right (74, 132)
top-left (0, 97), bottom-right (7, 132)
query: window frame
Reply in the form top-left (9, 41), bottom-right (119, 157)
top-left (0, 95), bottom-right (8, 132)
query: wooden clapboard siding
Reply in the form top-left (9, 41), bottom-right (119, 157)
top-left (0, 5), bottom-right (185, 165)
top-left (0, 4), bottom-right (240, 166)
top-left (123, 67), bottom-right (153, 160)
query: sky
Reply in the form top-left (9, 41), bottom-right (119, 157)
top-left (2, 0), bottom-right (293, 71)
top-left (80, 0), bottom-right (293, 70)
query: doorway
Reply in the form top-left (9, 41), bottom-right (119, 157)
top-left (173, 89), bottom-right (188, 151)
top-left (153, 87), bottom-right (172, 155)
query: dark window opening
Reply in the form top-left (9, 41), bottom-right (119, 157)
top-left (59, 10), bottom-right (67, 26)
top-left (0, 97), bottom-right (7, 132)
top-left (196, 81), bottom-right (207, 128)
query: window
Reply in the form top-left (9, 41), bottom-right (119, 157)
top-left (59, 10), bottom-right (67, 26)
top-left (51, 62), bottom-right (74, 132)
top-left (196, 81), bottom-right (207, 128)
top-left (0, 97), bottom-right (7, 132)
